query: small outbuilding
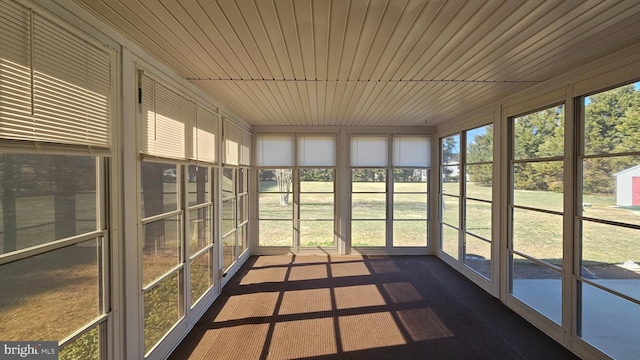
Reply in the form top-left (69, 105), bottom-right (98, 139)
top-left (614, 164), bottom-right (640, 206)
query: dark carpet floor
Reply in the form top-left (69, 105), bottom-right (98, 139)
top-left (169, 255), bottom-right (579, 360)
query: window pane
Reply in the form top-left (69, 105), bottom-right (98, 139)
top-left (464, 234), bottom-right (491, 279)
top-left (0, 154), bottom-right (97, 254)
top-left (513, 162), bottom-right (563, 212)
top-left (582, 156), bottom-right (640, 226)
top-left (300, 169), bottom-right (334, 192)
top-left (581, 220), bottom-right (640, 301)
top-left (300, 193), bottom-right (334, 220)
top-left (300, 221), bottom-right (334, 247)
top-left (441, 195), bottom-right (459, 228)
top-left (352, 220), bottom-right (385, 247)
top-left (144, 272), bottom-right (180, 354)
top-left (0, 239), bottom-right (99, 342)
top-left (190, 250), bottom-right (212, 306)
top-left (223, 232), bottom-right (236, 271)
top-left (239, 224), bottom-right (248, 255)
top-left (579, 282), bottom-right (640, 360)
top-left (238, 194), bottom-right (248, 223)
top-left (584, 82), bottom-right (640, 156)
top-left (513, 105), bottom-right (564, 160)
top-left (393, 169), bottom-right (427, 192)
top-left (142, 215), bottom-right (181, 286)
top-left (466, 125), bottom-right (493, 163)
top-left (512, 208), bottom-right (562, 267)
top-left (187, 165), bottom-right (209, 207)
top-left (238, 168), bottom-right (247, 194)
top-left (60, 325), bottom-right (99, 360)
top-left (465, 199), bottom-right (491, 240)
top-left (141, 162), bottom-right (178, 218)
top-left (441, 135), bottom-right (460, 164)
top-left (393, 221), bottom-right (426, 247)
top-left (441, 224), bottom-right (458, 260)
top-left (466, 164), bottom-right (493, 201)
top-left (393, 194), bottom-right (427, 220)
top-left (258, 169), bottom-right (292, 193)
top-left (258, 193), bottom-right (292, 219)
top-left (259, 220), bottom-right (292, 247)
top-left (352, 194), bottom-right (386, 219)
top-left (351, 169), bottom-right (386, 192)
top-left (442, 165), bottom-right (460, 195)
top-left (510, 254), bottom-right (561, 324)
top-left (222, 199), bottom-right (235, 236)
top-left (188, 207), bottom-right (211, 256)
top-left (222, 167), bottom-right (234, 198)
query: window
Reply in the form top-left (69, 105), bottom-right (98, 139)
top-left (509, 104), bottom-right (565, 325)
top-left (577, 82), bottom-right (640, 359)
top-left (440, 134), bottom-right (460, 259)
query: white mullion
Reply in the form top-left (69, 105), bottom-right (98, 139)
top-left (0, 230), bottom-right (104, 266)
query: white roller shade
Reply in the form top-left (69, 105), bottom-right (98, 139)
top-left (224, 120), bottom-right (241, 165)
top-left (255, 135), bottom-right (295, 167)
top-left (297, 135), bottom-right (336, 166)
top-left (0, 2), bottom-right (113, 148)
top-left (240, 129), bottom-right (251, 166)
top-left (350, 136), bottom-right (388, 167)
top-left (393, 136), bottom-right (431, 167)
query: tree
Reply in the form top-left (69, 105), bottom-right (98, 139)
top-left (466, 126), bottom-right (493, 186)
top-left (275, 169), bottom-right (292, 205)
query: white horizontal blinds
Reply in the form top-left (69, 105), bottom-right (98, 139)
top-left (393, 135), bottom-right (431, 167)
top-left (255, 135), bottom-right (295, 167)
top-left (350, 135), bottom-right (388, 167)
top-left (138, 74), bottom-right (155, 155)
top-left (224, 120), bottom-right (241, 165)
top-left (298, 135), bottom-right (336, 166)
top-left (0, 3), bottom-right (113, 148)
top-left (240, 129), bottom-right (251, 166)
top-left (0, 1), bottom-right (31, 140)
top-left (194, 105), bottom-right (217, 163)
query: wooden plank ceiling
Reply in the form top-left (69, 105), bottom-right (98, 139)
top-left (72, 0), bottom-right (640, 127)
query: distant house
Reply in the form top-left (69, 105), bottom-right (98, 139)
top-left (614, 164), bottom-right (640, 206)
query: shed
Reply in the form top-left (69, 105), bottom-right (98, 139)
top-left (614, 164), bottom-right (640, 206)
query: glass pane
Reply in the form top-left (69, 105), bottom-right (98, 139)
top-left (442, 165), bottom-right (460, 195)
top-left (239, 224), bottom-right (248, 255)
top-left (259, 169), bottom-right (292, 193)
top-left (513, 161), bottom-right (563, 212)
top-left (300, 221), bottom-right (334, 247)
top-left (352, 194), bottom-right (386, 219)
top-left (441, 195), bottom-right (459, 228)
top-left (222, 167), bottom-right (235, 198)
top-left (582, 220), bottom-right (640, 301)
top-left (0, 154), bottom-right (97, 254)
top-left (141, 162), bottom-right (178, 218)
top-left (464, 234), bottom-right (491, 279)
top-left (258, 193), bottom-right (292, 219)
top-left (352, 220), bottom-right (385, 247)
top-left (584, 82), bottom-right (640, 156)
top-left (393, 194), bottom-right (427, 220)
top-left (259, 220), bottom-right (292, 247)
top-left (187, 165), bottom-right (209, 207)
top-left (579, 281), bottom-right (640, 360)
top-left (513, 105), bottom-right (564, 160)
top-left (441, 134), bottom-right (460, 165)
top-left (441, 224), bottom-right (459, 260)
top-left (466, 124), bottom-right (493, 163)
top-left (60, 325), bottom-right (99, 360)
top-left (142, 215), bottom-right (181, 286)
top-left (188, 207), bottom-right (211, 256)
top-left (144, 272), bottom-right (180, 354)
top-left (0, 239), bottom-right (99, 342)
top-left (582, 156), bottom-right (640, 226)
top-left (300, 169), bottom-right (334, 192)
top-left (300, 193), bottom-right (334, 220)
top-left (466, 164), bottom-right (493, 201)
top-left (351, 169), bottom-right (386, 192)
top-left (238, 168), bottom-right (247, 194)
top-left (393, 221), bottom-right (426, 247)
top-left (238, 194), bottom-right (248, 223)
top-left (223, 232), bottom-right (236, 271)
top-left (190, 250), bottom-right (212, 306)
top-left (512, 208), bottom-right (562, 267)
top-left (222, 199), bottom-right (235, 236)
top-left (465, 199), bottom-right (491, 240)
top-left (393, 169), bottom-right (427, 192)
top-left (510, 254), bottom-right (561, 324)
